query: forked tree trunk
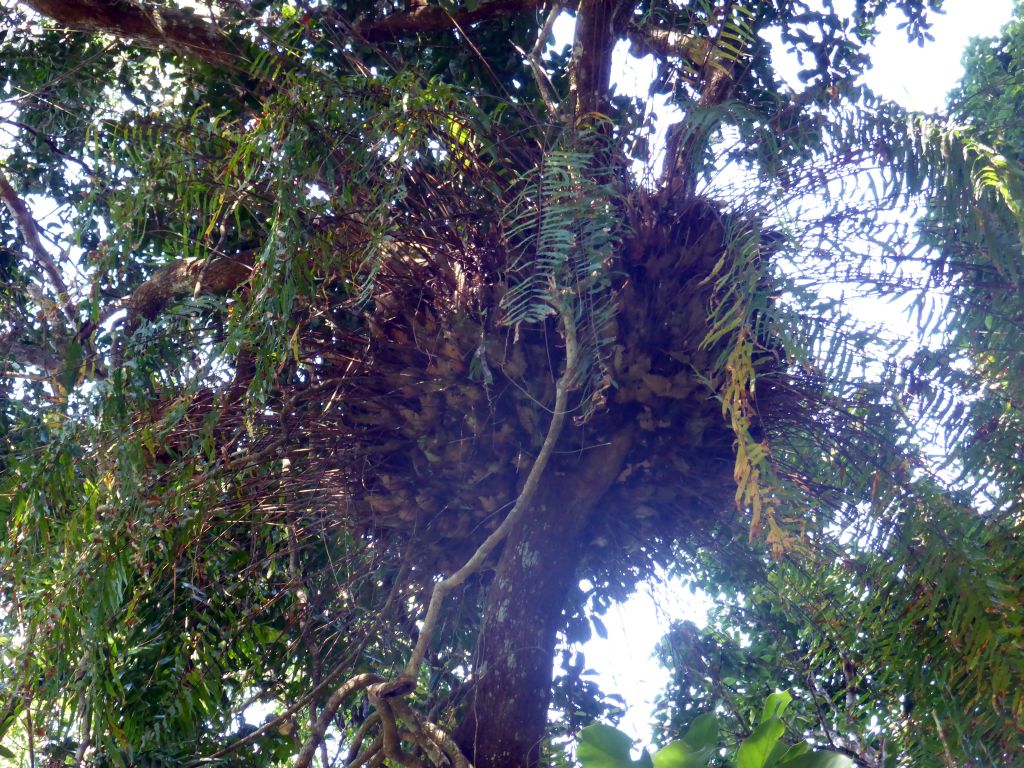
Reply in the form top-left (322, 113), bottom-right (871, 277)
top-left (454, 427), bottom-right (633, 768)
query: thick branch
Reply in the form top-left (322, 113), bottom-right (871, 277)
top-left (26, 0), bottom-right (542, 71)
top-left (292, 674), bottom-right (383, 768)
top-left (125, 252), bottom-right (253, 330)
top-left (660, 61), bottom-right (736, 197)
top-left (1, 339), bottom-right (63, 372)
top-left (358, 0), bottom-right (542, 42)
top-left (625, 25), bottom-right (709, 62)
top-left (22, 0), bottom-right (237, 66)
top-left (391, 699), bottom-right (470, 768)
top-left (570, 0), bottom-right (618, 119)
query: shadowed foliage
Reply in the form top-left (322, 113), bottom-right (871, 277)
top-left (0, 1), bottom-right (1021, 767)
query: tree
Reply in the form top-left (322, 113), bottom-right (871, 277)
top-left (0, 1), bottom-right (1019, 767)
top-left (652, 6), bottom-right (1024, 766)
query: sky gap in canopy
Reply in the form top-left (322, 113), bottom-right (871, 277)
top-left (565, 0), bottom-right (1015, 743)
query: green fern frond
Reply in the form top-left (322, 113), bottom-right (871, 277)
top-left (500, 123), bottom-right (626, 398)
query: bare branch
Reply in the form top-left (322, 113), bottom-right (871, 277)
top-left (369, 695), bottom-right (420, 768)
top-left (293, 674), bottom-right (384, 768)
top-left (22, 0), bottom-right (238, 66)
top-left (391, 699), bottom-right (470, 768)
top-left (25, 0), bottom-right (554, 82)
top-left (309, 301), bottom-right (580, 768)
top-left (347, 733), bottom-right (383, 768)
top-left (346, 713), bottom-right (382, 765)
top-left (625, 25), bottom-right (708, 62)
top-left (1, 339), bottom-right (63, 372)
top-left (660, 61), bottom-right (736, 197)
top-left (71, 681), bottom-right (91, 768)
top-left (514, 2), bottom-right (563, 118)
top-left (0, 167), bottom-right (75, 321)
top-left (397, 300), bottom-right (578, 686)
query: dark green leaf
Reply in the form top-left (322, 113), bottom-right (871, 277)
top-left (577, 724), bottom-right (637, 768)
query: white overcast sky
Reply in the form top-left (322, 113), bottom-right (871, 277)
top-left (580, 0), bottom-right (1016, 745)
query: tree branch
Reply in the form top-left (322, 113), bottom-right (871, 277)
top-left (514, 2), bottom-right (564, 118)
top-left (396, 300), bottom-right (578, 687)
top-left (292, 674), bottom-right (384, 768)
top-left (21, 0), bottom-right (238, 66)
top-left (357, 0), bottom-right (543, 42)
top-left (391, 699), bottom-right (470, 768)
top-left (625, 25), bottom-right (709, 63)
top-left (0, 167), bottom-right (75, 321)
top-left (0, 339), bottom-right (63, 372)
top-left (294, 301), bottom-right (580, 768)
top-left (25, 0), bottom-right (545, 74)
top-left (660, 59), bottom-right (736, 197)
top-left (125, 252), bottom-right (254, 331)
top-left (570, 0), bottom-right (618, 119)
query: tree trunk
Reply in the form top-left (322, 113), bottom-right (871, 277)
top-left (454, 427), bottom-right (633, 768)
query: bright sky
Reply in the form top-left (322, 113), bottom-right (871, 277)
top-left (580, 0), bottom-right (1016, 746)
top-left (863, 0), bottom-right (1015, 111)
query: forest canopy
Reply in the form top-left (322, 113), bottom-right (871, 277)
top-left (0, 1), bottom-right (1021, 767)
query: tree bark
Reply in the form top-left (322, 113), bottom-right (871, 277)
top-left (454, 426), bottom-right (633, 768)
top-left (125, 252), bottom-right (253, 330)
top-left (571, 0), bottom-right (619, 119)
top-left (22, 0), bottom-right (238, 66)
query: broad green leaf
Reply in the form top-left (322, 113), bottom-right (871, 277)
top-left (737, 717), bottom-right (786, 768)
top-left (775, 752), bottom-right (853, 768)
top-left (680, 712), bottom-right (719, 752)
top-left (759, 690), bottom-right (792, 724)
top-left (774, 742), bottom-right (811, 763)
top-left (653, 740), bottom-right (714, 768)
top-left (577, 724), bottom-right (636, 768)
top-left (61, 341), bottom-right (84, 392)
top-left (765, 740), bottom-right (794, 767)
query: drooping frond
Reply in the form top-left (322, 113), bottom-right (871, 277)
top-left (501, 122), bottom-right (626, 400)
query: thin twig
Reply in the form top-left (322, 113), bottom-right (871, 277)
top-left (71, 678), bottom-right (92, 768)
top-left (25, 699), bottom-right (35, 768)
top-left (804, 670), bottom-right (841, 751)
top-left (931, 709), bottom-right (956, 768)
top-left (287, 519), bottom-right (330, 768)
top-left (516, 2), bottom-right (563, 118)
top-left (190, 622), bottom-right (372, 766)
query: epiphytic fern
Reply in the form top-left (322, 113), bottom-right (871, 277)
top-left (501, 122), bottom-right (625, 401)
